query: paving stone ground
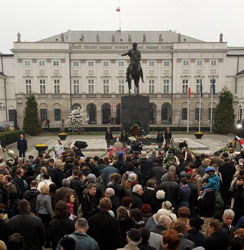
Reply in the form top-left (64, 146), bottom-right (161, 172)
top-left (3, 133), bottom-right (239, 159)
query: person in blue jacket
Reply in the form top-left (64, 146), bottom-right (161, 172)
top-left (202, 167), bottom-right (220, 192)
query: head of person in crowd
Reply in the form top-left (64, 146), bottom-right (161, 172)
top-left (203, 158), bottom-right (211, 166)
top-left (131, 208), bottom-right (143, 224)
top-left (155, 208), bottom-right (170, 222)
top-left (178, 207), bottom-right (190, 218)
top-left (62, 178), bottom-right (70, 187)
top-left (15, 168), bottom-right (24, 178)
top-left (105, 188), bottom-right (115, 199)
top-left (86, 173), bottom-right (96, 183)
top-left (208, 219), bottom-right (222, 235)
top-left (128, 173), bottom-right (137, 182)
top-left (0, 240), bottom-right (7, 250)
top-left (43, 172), bottom-right (50, 180)
top-left (87, 183), bottom-right (97, 197)
top-left (18, 199), bottom-right (30, 213)
top-left (30, 180), bottom-right (38, 189)
top-left (189, 218), bottom-right (204, 231)
top-left (40, 184), bottom-right (50, 195)
top-left (171, 220), bottom-right (187, 235)
top-left (180, 177), bottom-right (188, 186)
top-left (146, 178), bottom-right (157, 189)
top-left (166, 171), bottom-right (174, 181)
top-left (162, 201), bottom-right (174, 213)
top-left (234, 228), bottom-right (244, 238)
top-left (222, 209), bottom-right (235, 227)
top-left (56, 160), bottom-right (64, 171)
top-left (59, 236), bottom-right (76, 250)
top-left (156, 155), bottom-right (164, 166)
top-left (99, 197), bottom-right (112, 212)
top-left (75, 218), bottom-right (89, 233)
top-left (139, 228), bottom-right (151, 246)
top-left (158, 214), bottom-right (172, 229)
top-left (162, 229), bottom-right (180, 250)
top-left (141, 204), bottom-right (152, 215)
top-left (110, 173), bottom-right (121, 183)
top-left (54, 201), bottom-right (69, 218)
top-left (132, 184), bottom-right (143, 196)
top-left (8, 233), bottom-right (25, 250)
top-left (121, 197), bottom-right (133, 209)
top-left (64, 193), bottom-right (75, 205)
top-left (117, 206), bottom-right (131, 221)
top-left (205, 166), bottom-right (216, 176)
top-left (126, 228), bottom-right (141, 247)
top-left (156, 190), bottom-right (165, 201)
top-left (48, 158), bottom-right (55, 168)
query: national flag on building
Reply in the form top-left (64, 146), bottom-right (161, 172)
top-left (235, 135), bottom-right (244, 148)
top-left (116, 6), bottom-right (120, 12)
top-left (200, 79), bottom-right (203, 98)
top-left (188, 87), bottom-right (191, 100)
top-left (212, 77), bottom-right (216, 95)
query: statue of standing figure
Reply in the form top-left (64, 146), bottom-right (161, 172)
top-left (17, 33), bottom-right (21, 42)
top-left (121, 43), bottom-right (144, 94)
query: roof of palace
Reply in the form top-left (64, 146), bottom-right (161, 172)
top-left (37, 30), bottom-right (204, 43)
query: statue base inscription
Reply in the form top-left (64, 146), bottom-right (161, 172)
top-left (121, 95), bottom-right (150, 135)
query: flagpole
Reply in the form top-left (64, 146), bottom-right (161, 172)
top-left (119, 0), bottom-right (121, 31)
top-left (187, 97), bottom-right (190, 133)
top-left (199, 79), bottom-right (201, 132)
top-left (210, 76), bottom-right (214, 133)
top-left (187, 87), bottom-right (190, 133)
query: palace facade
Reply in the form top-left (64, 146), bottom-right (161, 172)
top-left (1, 30), bottom-right (244, 129)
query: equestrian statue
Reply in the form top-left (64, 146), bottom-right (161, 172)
top-left (121, 43), bottom-right (144, 94)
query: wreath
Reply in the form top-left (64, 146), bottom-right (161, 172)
top-left (129, 122), bottom-right (142, 137)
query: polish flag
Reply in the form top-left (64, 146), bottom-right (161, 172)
top-left (188, 87), bottom-right (191, 100)
top-left (235, 135), bottom-right (244, 148)
top-left (116, 6), bottom-right (120, 12)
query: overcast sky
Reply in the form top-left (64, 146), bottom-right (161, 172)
top-left (1, 0), bottom-right (243, 53)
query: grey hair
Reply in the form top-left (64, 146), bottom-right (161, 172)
top-left (105, 188), bottom-right (115, 197)
top-left (132, 184), bottom-right (142, 193)
top-left (223, 209), bottom-right (235, 217)
top-left (75, 218), bottom-right (88, 228)
top-left (158, 215), bottom-right (171, 225)
top-left (62, 178), bottom-right (70, 187)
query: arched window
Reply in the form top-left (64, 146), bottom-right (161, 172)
top-left (161, 103), bottom-right (172, 124)
top-left (87, 103), bottom-right (97, 124)
top-left (102, 103), bottom-right (111, 124)
top-left (149, 103), bottom-right (156, 124)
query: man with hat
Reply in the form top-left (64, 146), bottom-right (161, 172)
top-left (117, 228), bottom-right (141, 250)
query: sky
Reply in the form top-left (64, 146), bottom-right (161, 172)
top-left (1, 0), bottom-right (244, 53)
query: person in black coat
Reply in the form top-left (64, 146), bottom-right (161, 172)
top-left (108, 173), bottom-right (125, 199)
top-left (186, 218), bottom-right (205, 247)
top-left (13, 168), bottom-right (26, 199)
top-left (48, 201), bottom-right (75, 250)
top-left (17, 134), bottom-right (27, 158)
top-left (152, 156), bottom-right (168, 185)
top-left (219, 157), bottom-right (236, 208)
top-left (159, 171), bottom-right (180, 210)
top-left (120, 129), bottom-right (128, 146)
top-left (202, 219), bottom-right (232, 250)
top-left (8, 199), bottom-right (46, 250)
top-left (105, 127), bottom-right (113, 148)
top-left (69, 169), bottom-right (83, 203)
top-left (88, 198), bottom-right (122, 250)
top-left (23, 180), bottom-right (40, 214)
top-left (156, 131), bottom-right (164, 149)
top-left (164, 127), bottom-right (172, 146)
top-left (131, 184), bottom-right (144, 209)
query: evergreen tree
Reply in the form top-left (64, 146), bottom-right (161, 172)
top-left (23, 94), bottom-right (42, 135)
top-left (213, 87), bottom-right (235, 134)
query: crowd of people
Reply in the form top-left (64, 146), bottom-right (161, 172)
top-left (1, 134), bottom-right (244, 250)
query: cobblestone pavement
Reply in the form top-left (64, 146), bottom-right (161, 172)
top-left (3, 133), bottom-right (239, 159)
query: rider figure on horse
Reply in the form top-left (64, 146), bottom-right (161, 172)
top-left (121, 43), bottom-right (144, 83)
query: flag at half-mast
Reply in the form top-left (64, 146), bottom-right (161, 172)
top-left (212, 77), bottom-right (216, 95)
top-left (116, 6), bottom-right (120, 12)
top-left (188, 87), bottom-right (191, 100)
top-left (200, 79), bottom-right (203, 98)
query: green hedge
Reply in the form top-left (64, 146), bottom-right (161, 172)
top-left (0, 130), bottom-right (24, 146)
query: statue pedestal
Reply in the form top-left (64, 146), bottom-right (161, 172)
top-left (121, 95), bottom-right (150, 134)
